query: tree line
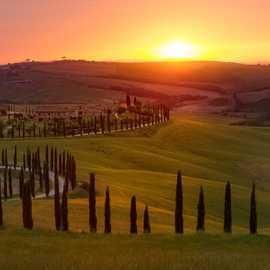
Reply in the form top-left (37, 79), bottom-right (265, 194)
top-left (0, 161), bottom-right (258, 234)
top-left (0, 104), bottom-right (170, 139)
top-left (0, 145), bottom-right (77, 200)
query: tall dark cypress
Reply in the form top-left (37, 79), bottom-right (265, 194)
top-left (61, 179), bottom-right (68, 231)
top-left (0, 177), bottom-right (3, 226)
top-left (3, 167), bottom-right (8, 200)
top-left (13, 145), bottom-right (17, 169)
top-left (50, 147), bottom-right (54, 171)
top-left (1, 149), bottom-right (4, 166)
top-left (19, 167), bottom-right (24, 199)
top-left (54, 166), bottom-right (61, 231)
top-left (224, 181), bottom-right (232, 233)
top-left (30, 169), bottom-right (35, 198)
top-left (45, 145), bottom-right (49, 164)
top-left (22, 182), bottom-right (33, 229)
top-left (143, 205), bottom-right (151, 233)
top-left (43, 162), bottom-right (50, 197)
top-left (23, 153), bottom-right (26, 171)
top-left (249, 183), bottom-right (257, 235)
top-left (104, 186), bottom-right (111, 234)
top-left (38, 164), bottom-right (43, 191)
top-left (8, 168), bottom-right (13, 198)
top-left (196, 186), bottom-right (205, 232)
top-left (175, 171), bottom-right (184, 234)
top-left (130, 195), bottom-right (137, 234)
top-left (89, 173), bottom-right (97, 232)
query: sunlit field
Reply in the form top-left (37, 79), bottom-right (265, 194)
top-left (1, 113), bottom-right (270, 269)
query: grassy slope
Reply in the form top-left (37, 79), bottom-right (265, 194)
top-left (1, 113), bottom-right (270, 269)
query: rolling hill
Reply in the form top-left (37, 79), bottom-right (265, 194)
top-left (2, 60), bottom-right (270, 112)
top-left (1, 113), bottom-right (270, 269)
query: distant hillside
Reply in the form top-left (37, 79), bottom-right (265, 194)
top-left (1, 60), bottom-right (270, 112)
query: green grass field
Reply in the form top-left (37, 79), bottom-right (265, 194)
top-left (1, 113), bottom-right (270, 269)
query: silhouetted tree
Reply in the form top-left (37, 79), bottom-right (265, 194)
top-left (50, 147), bottom-right (54, 171)
top-left (54, 167), bottom-right (61, 231)
top-left (224, 181), bottom-right (232, 233)
top-left (43, 162), bottom-right (50, 197)
top-left (8, 168), bottom-right (12, 198)
top-left (196, 186), bottom-right (205, 232)
top-left (61, 179), bottom-right (68, 231)
top-left (22, 182), bottom-right (33, 229)
top-left (130, 195), bottom-right (137, 234)
top-left (0, 177), bottom-right (3, 226)
top-left (143, 205), bottom-right (151, 233)
top-left (3, 167), bottom-right (7, 200)
top-left (249, 183), bottom-right (257, 234)
top-left (104, 186), bottom-right (111, 234)
top-left (89, 173), bottom-right (97, 232)
top-left (13, 145), bottom-right (17, 169)
top-left (126, 95), bottom-right (131, 107)
top-left (19, 167), bottom-right (24, 199)
top-left (45, 145), bottom-right (49, 164)
top-left (30, 169), bottom-right (35, 198)
top-left (175, 171), bottom-right (184, 234)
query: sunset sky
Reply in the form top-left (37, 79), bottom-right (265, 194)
top-left (1, 0), bottom-right (270, 64)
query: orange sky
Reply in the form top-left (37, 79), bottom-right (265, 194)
top-left (1, 0), bottom-right (270, 64)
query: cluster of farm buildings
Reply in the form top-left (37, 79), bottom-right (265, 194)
top-left (0, 96), bottom-right (144, 121)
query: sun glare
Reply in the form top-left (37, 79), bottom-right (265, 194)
top-left (157, 41), bottom-right (199, 60)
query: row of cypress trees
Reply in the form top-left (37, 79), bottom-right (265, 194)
top-left (0, 104), bottom-right (170, 138)
top-left (175, 171), bottom-right (257, 234)
top-left (0, 168), bottom-right (258, 234)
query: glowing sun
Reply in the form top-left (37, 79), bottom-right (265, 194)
top-left (157, 41), bottom-right (199, 60)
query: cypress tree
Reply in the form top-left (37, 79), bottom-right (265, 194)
top-left (130, 195), bottom-right (137, 234)
top-left (175, 171), bottom-right (184, 234)
top-left (59, 153), bottom-right (62, 175)
top-left (143, 205), bottom-right (151, 233)
top-left (249, 183), bottom-right (257, 234)
top-left (22, 182), bottom-right (33, 229)
top-left (45, 145), bottom-right (49, 164)
top-left (43, 162), bottom-right (50, 197)
top-left (61, 179), bottom-right (68, 231)
top-left (196, 186), bottom-right (205, 232)
top-left (27, 149), bottom-right (31, 172)
top-left (30, 169), bottom-right (35, 198)
top-left (4, 148), bottom-right (8, 167)
top-left (19, 167), bottom-right (24, 199)
top-left (1, 149), bottom-right (4, 166)
top-left (54, 167), bottom-right (61, 231)
top-left (104, 186), bottom-right (111, 234)
top-left (0, 177), bottom-right (3, 226)
top-left (3, 167), bottom-right (7, 200)
top-left (14, 145), bottom-right (17, 169)
top-left (38, 164), bottom-right (43, 191)
top-left (23, 153), bottom-right (26, 171)
top-left (70, 157), bottom-right (77, 189)
top-left (8, 168), bottom-right (13, 198)
top-left (50, 147), bottom-right (54, 171)
top-left (224, 181), bottom-right (232, 233)
top-left (89, 173), bottom-right (97, 232)
top-left (62, 151), bottom-right (66, 175)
